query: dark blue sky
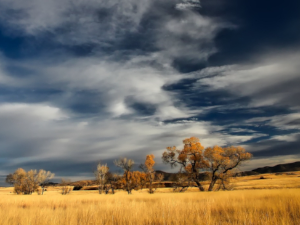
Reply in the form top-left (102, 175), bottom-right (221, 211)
top-left (0, 0), bottom-right (299, 184)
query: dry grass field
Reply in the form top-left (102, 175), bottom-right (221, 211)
top-left (0, 172), bottom-right (300, 225)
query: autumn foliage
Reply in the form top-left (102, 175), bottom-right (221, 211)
top-left (162, 137), bottom-right (252, 191)
top-left (6, 168), bottom-right (54, 195)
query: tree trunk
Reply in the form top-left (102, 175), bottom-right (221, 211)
top-left (112, 186), bottom-right (115, 194)
top-left (208, 178), bottom-right (217, 191)
top-left (194, 179), bottom-right (205, 191)
top-left (149, 180), bottom-right (153, 194)
top-left (127, 183), bottom-right (130, 194)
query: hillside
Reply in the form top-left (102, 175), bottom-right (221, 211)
top-left (252, 161), bottom-right (300, 174)
top-left (240, 161), bottom-right (300, 176)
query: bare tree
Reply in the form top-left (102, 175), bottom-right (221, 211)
top-left (38, 170), bottom-right (55, 195)
top-left (60, 178), bottom-right (72, 195)
top-left (94, 163), bottom-right (109, 194)
top-left (114, 158), bottom-right (135, 194)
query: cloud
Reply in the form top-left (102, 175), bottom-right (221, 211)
top-left (175, 0), bottom-right (201, 10)
top-left (0, 0), bottom-right (151, 45)
top-left (194, 51), bottom-right (300, 110)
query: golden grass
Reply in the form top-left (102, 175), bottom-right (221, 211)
top-left (1, 172), bottom-right (300, 225)
top-left (0, 188), bottom-right (299, 225)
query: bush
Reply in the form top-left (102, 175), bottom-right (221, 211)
top-left (73, 186), bottom-right (83, 191)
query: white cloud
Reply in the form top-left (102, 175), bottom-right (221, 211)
top-left (245, 113), bottom-right (300, 131)
top-left (0, 0), bottom-right (151, 45)
top-left (0, 103), bottom-right (67, 121)
top-left (196, 51), bottom-right (300, 108)
top-left (156, 11), bottom-right (227, 63)
top-left (175, 0), bottom-right (201, 10)
top-left (270, 133), bottom-right (300, 142)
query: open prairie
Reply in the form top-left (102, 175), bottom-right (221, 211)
top-left (1, 172), bottom-right (300, 225)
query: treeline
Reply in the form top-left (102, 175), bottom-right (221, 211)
top-left (94, 155), bottom-right (164, 195)
top-left (5, 137), bottom-right (252, 195)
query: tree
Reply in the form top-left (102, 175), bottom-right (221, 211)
top-left (5, 168), bottom-right (55, 195)
top-left (60, 178), bottom-right (72, 195)
top-left (94, 163), bottom-right (109, 194)
top-left (140, 154), bottom-right (156, 194)
top-left (114, 157), bottom-right (135, 194)
top-left (204, 146), bottom-right (252, 191)
top-left (118, 171), bottom-right (143, 193)
top-left (104, 172), bottom-right (121, 194)
top-left (162, 137), bottom-right (252, 192)
top-left (162, 137), bottom-right (208, 191)
top-left (139, 172), bottom-right (147, 190)
top-left (38, 170), bottom-right (55, 195)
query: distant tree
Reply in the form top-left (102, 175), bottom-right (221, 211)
top-left (105, 172), bottom-right (121, 194)
top-left (94, 163), bottom-right (109, 194)
top-left (5, 168), bottom-right (55, 195)
top-left (139, 172), bottom-right (147, 190)
top-left (114, 158), bottom-right (135, 194)
top-left (162, 137), bottom-right (252, 192)
top-left (60, 178), bottom-right (72, 195)
top-left (140, 154), bottom-right (156, 194)
top-left (38, 170), bottom-right (55, 195)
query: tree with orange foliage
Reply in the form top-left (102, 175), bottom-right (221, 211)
top-left (163, 137), bottom-right (208, 191)
top-left (139, 172), bottom-right (147, 190)
top-left (140, 154), bottom-right (156, 194)
top-left (204, 146), bottom-right (252, 191)
top-left (162, 137), bottom-right (252, 191)
top-left (118, 171), bottom-right (143, 194)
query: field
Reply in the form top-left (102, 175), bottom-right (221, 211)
top-left (0, 172), bottom-right (300, 225)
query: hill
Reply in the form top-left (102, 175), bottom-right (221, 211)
top-left (240, 161), bottom-right (300, 176)
top-left (252, 161), bottom-right (300, 174)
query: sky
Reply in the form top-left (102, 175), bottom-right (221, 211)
top-left (0, 0), bottom-right (300, 185)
